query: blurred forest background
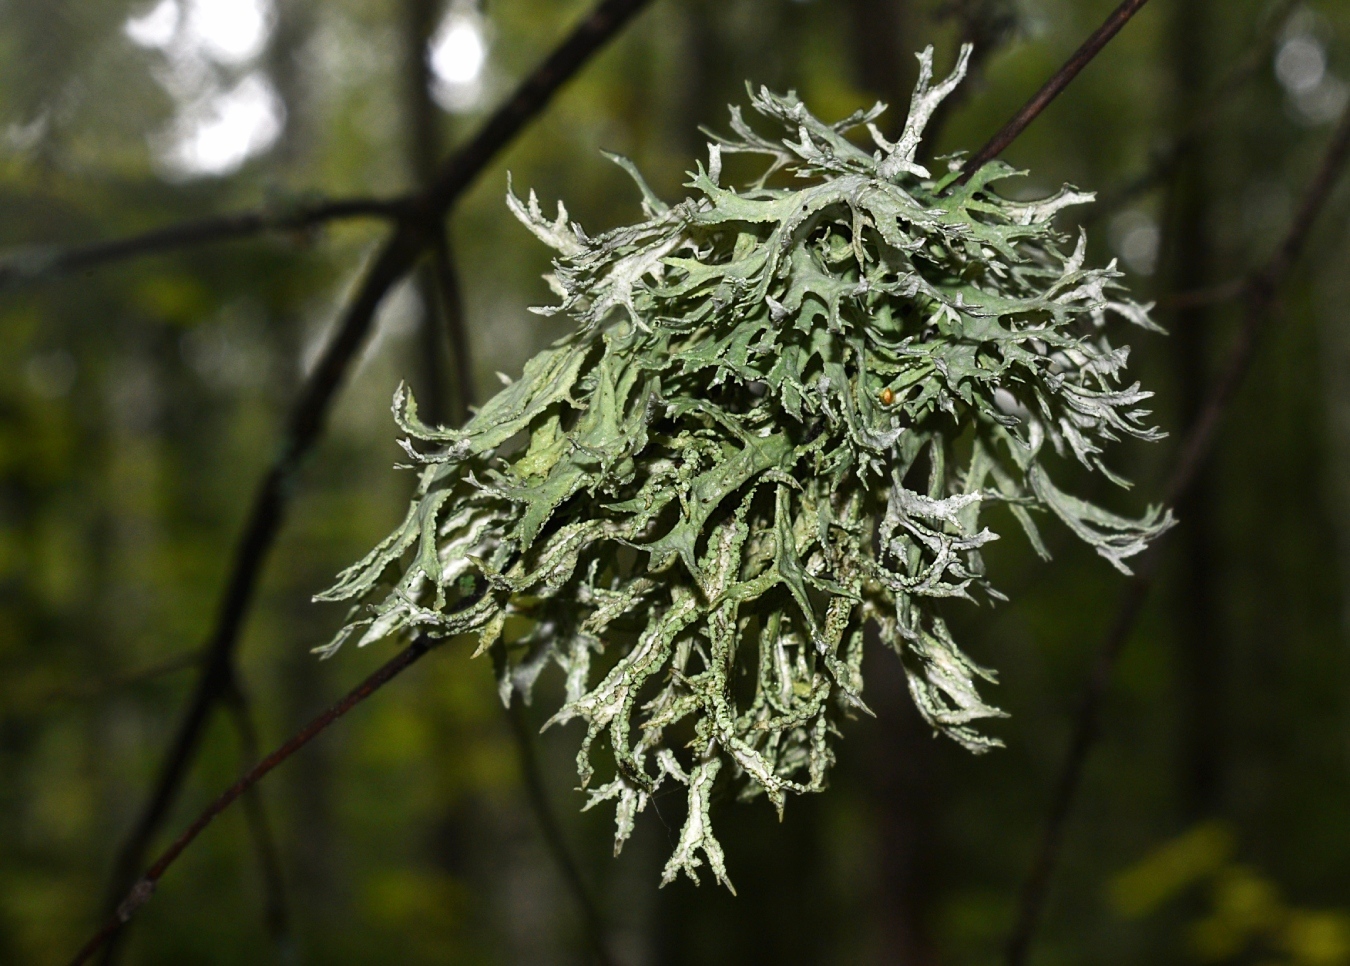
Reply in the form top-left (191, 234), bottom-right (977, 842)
top-left (3, 0), bottom-right (1350, 963)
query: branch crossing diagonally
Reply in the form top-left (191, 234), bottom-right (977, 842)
top-left (91, 0), bottom-right (657, 957)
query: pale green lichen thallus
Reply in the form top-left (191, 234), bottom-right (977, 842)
top-left (316, 45), bottom-right (1173, 892)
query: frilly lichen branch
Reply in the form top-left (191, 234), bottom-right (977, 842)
top-left (317, 47), bottom-right (1173, 890)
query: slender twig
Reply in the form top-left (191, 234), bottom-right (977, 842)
top-left (1085, 0), bottom-right (1300, 224)
top-left (222, 680), bottom-right (291, 952)
top-left (68, 636), bottom-right (445, 966)
top-left (0, 197), bottom-right (405, 289)
top-left (507, 700), bottom-right (618, 966)
top-left (99, 0), bottom-right (657, 934)
top-left (0, 649), bottom-right (203, 711)
top-left (956, 0), bottom-right (1153, 183)
top-left (1154, 278), bottom-right (1247, 311)
top-left (1004, 99), bottom-right (1350, 966)
top-left (430, 232), bottom-right (474, 428)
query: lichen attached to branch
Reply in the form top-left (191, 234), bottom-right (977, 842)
top-left (317, 45), bottom-right (1172, 890)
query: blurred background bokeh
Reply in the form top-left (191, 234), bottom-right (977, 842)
top-left (3, 0), bottom-right (1350, 962)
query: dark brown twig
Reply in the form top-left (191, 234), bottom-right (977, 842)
top-left (222, 680), bottom-right (291, 953)
top-left (957, 0), bottom-right (1153, 183)
top-left (100, 0), bottom-right (657, 935)
top-left (1085, 0), bottom-right (1300, 224)
top-left (1154, 278), bottom-right (1247, 311)
top-left (507, 700), bottom-right (618, 966)
top-left (1004, 98), bottom-right (1350, 966)
top-left (0, 649), bottom-right (203, 712)
top-left (68, 636), bottom-right (444, 966)
top-left (0, 197), bottom-right (404, 289)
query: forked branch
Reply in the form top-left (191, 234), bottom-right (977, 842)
top-left (69, 636), bottom-right (446, 966)
top-left (99, 0), bottom-right (657, 937)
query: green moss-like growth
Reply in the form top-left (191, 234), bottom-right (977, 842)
top-left (318, 46), bottom-right (1171, 890)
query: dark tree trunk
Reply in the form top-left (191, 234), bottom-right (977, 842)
top-left (862, 633), bottom-right (940, 966)
top-left (402, 0), bottom-right (468, 427)
top-left (1165, 0), bottom-right (1225, 820)
top-left (843, 0), bottom-right (913, 138)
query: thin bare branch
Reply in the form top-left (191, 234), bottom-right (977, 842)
top-left (957, 0), bottom-right (1153, 183)
top-left (1155, 277), bottom-right (1247, 311)
top-left (1, 649), bottom-right (203, 712)
top-left (1086, 0), bottom-right (1300, 223)
top-left (0, 197), bottom-right (405, 289)
top-left (1004, 98), bottom-right (1350, 966)
top-left (506, 700), bottom-right (619, 966)
top-left (99, 0), bottom-right (657, 935)
top-left (223, 680), bottom-right (291, 953)
top-left (68, 635), bottom-right (447, 966)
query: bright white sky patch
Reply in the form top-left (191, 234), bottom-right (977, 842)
top-left (185, 0), bottom-right (272, 64)
top-left (125, 0), bottom-right (180, 49)
top-left (124, 0), bottom-right (283, 177)
top-left (164, 73), bottom-right (285, 177)
top-left (1276, 36), bottom-right (1327, 95)
top-left (431, 17), bottom-right (486, 85)
top-left (430, 10), bottom-right (489, 111)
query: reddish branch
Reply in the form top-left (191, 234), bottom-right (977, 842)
top-left (506, 698), bottom-right (618, 966)
top-left (1004, 100), bottom-right (1350, 966)
top-left (68, 636), bottom-right (444, 966)
top-left (222, 683), bottom-right (291, 950)
top-left (98, 0), bottom-right (656, 940)
top-left (957, 0), bottom-right (1153, 182)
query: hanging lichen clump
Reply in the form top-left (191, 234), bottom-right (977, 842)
top-left (317, 45), bottom-right (1173, 891)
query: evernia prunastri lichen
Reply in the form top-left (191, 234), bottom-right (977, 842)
top-left (318, 46), bottom-right (1173, 891)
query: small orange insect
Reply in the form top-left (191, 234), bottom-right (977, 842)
top-left (879, 387), bottom-right (895, 406)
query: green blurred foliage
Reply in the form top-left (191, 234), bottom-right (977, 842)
top-left (0, 0), bottom-right (1349, 963)
top-left (1112, 824), bottom-right (1350, 965)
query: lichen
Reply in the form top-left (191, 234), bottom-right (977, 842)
top-left (316, 45), bottom-right (1172, 890)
